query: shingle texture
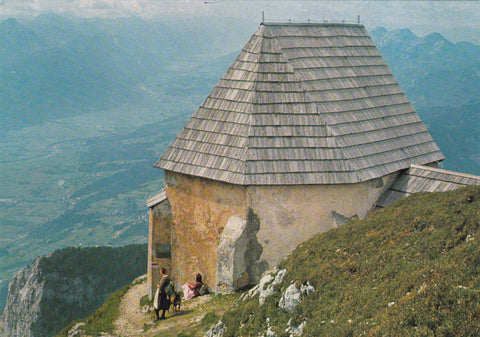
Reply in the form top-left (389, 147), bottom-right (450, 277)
top-left (377, 164), bottom-right (480, 208)
top-left (156, 23), bottom-right (445, 185)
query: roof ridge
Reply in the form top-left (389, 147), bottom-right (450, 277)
top-left (242, 28), bottom-right (266, 185)
top-left (261, 22), bottom-right (364, 28)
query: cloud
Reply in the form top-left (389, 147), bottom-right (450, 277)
top-left (0, 0), bottom-right (479, 39)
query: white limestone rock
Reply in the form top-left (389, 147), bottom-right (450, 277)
top-left (300, 281), bottom-right (315, 296)
top-left (205, 320), bottom-right (225, 337)
top-left (279, 283), bottom-right (302, 313)
top-left (245, 268), bottom-right (287, 305)
top-left (285, 318), bottom-right (307, 336)
top-left (259, 318), bottom-right (277, 337)
top-left (274, 269), bottom-right (287, 285)
top-left (1, 258), bottom-right (43, 337)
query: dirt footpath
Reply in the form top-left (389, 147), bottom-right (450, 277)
top-left (113, 279), bottom-right (237, 337)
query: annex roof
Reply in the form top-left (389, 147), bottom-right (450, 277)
top-left (146, 190), bottom-right (167, 208)
top-left (377, 164), bottom-right (480, 208)
top-left (156, 22), bottom-right (444, 185)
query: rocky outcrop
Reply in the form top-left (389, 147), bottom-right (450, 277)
top-left (2, 258), bottom-right (43, 337)
top-left (205, 320), bottom-right (225, 337)
top-left (0, 244), bottom-right (146, 337)
top-left (278, 284), bottom-right (301, 313)
top-left (215, 210), bottom-right (267, 293)
top-left (279, 281), bottom-right (316, 313)
top-left (245, 268), bottom-right (286, 306)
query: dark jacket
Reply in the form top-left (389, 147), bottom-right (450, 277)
top-left (155, 275), bottom-right (171, 310)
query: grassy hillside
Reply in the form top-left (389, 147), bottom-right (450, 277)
top-left (55, 186), bottom-right (480, 337)
top-left (218, 186), bottom-right (480, 336)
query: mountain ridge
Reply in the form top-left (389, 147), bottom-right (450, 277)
top-left (0, 244), bottom-right (147, 337)
top-left (370, 26), bottom-right (480, 107)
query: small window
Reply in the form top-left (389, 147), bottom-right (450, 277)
top-left (156, 244), bottom-right (171, 259)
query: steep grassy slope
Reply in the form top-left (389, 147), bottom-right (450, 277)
top-left (218, 186), bottom-right (480, 336)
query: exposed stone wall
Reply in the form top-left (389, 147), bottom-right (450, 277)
top-left (147, 198), bottom-right (173, 299)
top-left (246, 173), bottom-right (397, 268)
top-left (164, 171), bottom-right (247, 291)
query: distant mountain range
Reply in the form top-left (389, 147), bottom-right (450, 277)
top-left (370, 27), bottom-right (480, 175)
top-left (0, 16), bottom-right (479, 314)
top-left (0, 14), bottom-right (252, 128)
top-left (371, 27), bottom-right (480, 108)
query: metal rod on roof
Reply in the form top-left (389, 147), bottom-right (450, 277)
top-left (262, 11), bottom-right (265, 24)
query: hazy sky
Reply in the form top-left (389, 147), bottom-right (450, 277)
top-left (1, 1), bottom-right (479, 42)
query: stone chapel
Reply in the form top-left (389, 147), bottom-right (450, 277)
top-left (146, 22), bottom-right (480, 298)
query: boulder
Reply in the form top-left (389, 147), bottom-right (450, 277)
top-left (279, 283), bottom-right (301, 313)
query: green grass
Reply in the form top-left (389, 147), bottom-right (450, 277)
top-left (201, 311), bottom-right (220, 326)
top-left (80, 284), bottom-right (132, 335)
top-left (220, 186), bottom-right (480, 336)
top-left (58, 284), bottom-right (240, 337)
top-left (140, 294), bottom-right (152, 308)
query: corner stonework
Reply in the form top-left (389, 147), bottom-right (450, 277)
top-left (215, 210), bottom-right (267, 293)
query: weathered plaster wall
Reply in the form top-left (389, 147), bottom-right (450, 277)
top-left (147, 198), bottom-right (173, 299)
top-left (164, 171), bottom-right (247, 290)
top-left (160, 171), bottom-right (397, 293)
top-left (247, 173), bottom-right (398, 268)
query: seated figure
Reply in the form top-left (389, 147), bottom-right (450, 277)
top-left (182, 273), bottom-right (203, 300)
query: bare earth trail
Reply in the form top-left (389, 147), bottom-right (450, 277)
top-left (112, 279), bottom-right (237, 337)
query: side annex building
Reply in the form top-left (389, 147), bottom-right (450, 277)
top-left (145, 22), bottom-right (480, 297)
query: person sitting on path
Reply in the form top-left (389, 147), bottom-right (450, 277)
top-left (153, 268), bottom-right (171, 320)
top-left (182, 273), bottom-right (203, 300)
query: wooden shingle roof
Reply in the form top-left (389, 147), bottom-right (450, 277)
top-left (156, 23), bottom-right (445, 185)
top-left (377, 164), bottom-right (480, 208)
top-left (146, 190), bottom-right (167, 208)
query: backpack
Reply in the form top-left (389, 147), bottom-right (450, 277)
top-left (164, 282), bottom-right (175, 297)
top-left (199, 284), bottom-right (209, 296)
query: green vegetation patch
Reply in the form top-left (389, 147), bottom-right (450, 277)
top-left (220, 186), bottom-right (480, 336)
